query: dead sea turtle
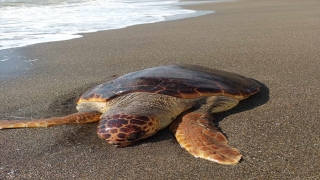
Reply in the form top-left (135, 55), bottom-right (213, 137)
top-left (0, 64), bottom-right (260, 165)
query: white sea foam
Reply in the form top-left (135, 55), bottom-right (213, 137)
top-left (0, 58), bottom-right (10, 62)
top-left (0, 0), bottom-right (214, 50)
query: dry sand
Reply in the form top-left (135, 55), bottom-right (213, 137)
top-left (0, 0), bottom-right (319, 179)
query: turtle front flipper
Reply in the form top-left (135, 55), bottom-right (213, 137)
top-left (170, 112), bottom-right (241, 165)
top-left (0, 111), bottom-right (101, 129)
top-left (170, 96), bottom-right (242, 165)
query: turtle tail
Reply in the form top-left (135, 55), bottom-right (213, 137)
top-left (0, 111), bottom-right (101, 129)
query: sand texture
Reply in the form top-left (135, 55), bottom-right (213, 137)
top-left (0, 0), bottom-right (319, 179)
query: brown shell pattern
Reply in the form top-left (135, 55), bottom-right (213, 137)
top-left (78, 64), bottom-right (260, 103)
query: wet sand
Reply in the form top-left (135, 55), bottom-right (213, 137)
top-left (0, 0), bottom-right (319, 179)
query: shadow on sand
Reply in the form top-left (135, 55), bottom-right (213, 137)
top-left (144, 81), bottom-right (269, 145)
top-left (46, 79), bottom-right (269, 147)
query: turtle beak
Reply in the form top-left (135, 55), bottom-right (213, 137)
top-left (108, 141), bottom-right (132, 148)
top-left (98, 129), bottom-right (147, 148)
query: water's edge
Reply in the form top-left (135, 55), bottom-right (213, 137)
top-left (0, 0), bottom-right (222, 79)
top-left (0, 0), bottom-right (221, 51)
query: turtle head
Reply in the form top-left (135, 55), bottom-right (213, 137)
top-left (97, 114), bottom-right (160, 147)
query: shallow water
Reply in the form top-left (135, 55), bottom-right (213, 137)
top-left (0, 0), bottom-right (216, 50)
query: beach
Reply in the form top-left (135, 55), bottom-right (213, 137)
top-left (0, 0), bottom-right (319, 179)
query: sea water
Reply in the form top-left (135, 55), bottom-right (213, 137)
top-left (0, 0), bottom-right (216, 50)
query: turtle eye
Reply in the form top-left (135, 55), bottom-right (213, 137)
top-left (97, 114), bottom-right (160, 147)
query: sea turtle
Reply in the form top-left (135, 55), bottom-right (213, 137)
top-left (0, 64), bottom-right (260, 165)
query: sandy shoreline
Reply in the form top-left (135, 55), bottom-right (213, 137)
top-left (1, 0), bottom-right (319, 179)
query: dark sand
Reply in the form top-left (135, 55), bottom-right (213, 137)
top-left (0, 0), bottom-right (319, 179)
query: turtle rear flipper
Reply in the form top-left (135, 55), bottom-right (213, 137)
top-left (170, 112), bottom-right (241, 165)
top-left (0, 111), bottom-right (101, 129)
